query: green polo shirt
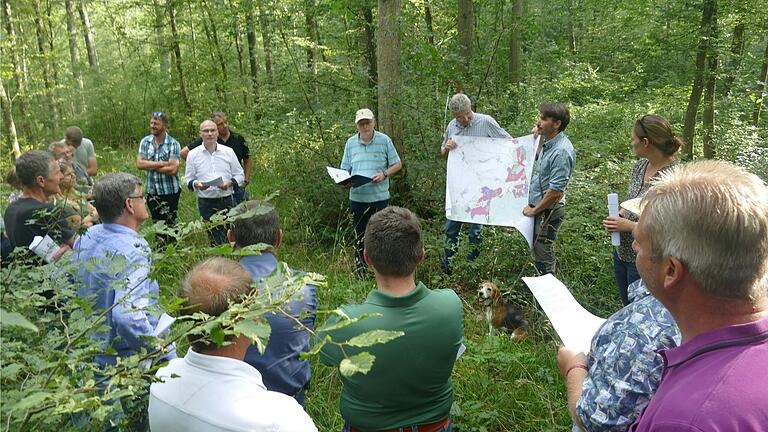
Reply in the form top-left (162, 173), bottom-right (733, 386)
top-left (319, 282), bottom-right (464, 430)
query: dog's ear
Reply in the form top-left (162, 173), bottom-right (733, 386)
top-left (491, 283), bottom-right (501, 300)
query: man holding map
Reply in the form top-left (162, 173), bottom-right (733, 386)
top-left (440, 93), bottom-right (512, 272)
top-left (522, 102), bottom-right (575, 275)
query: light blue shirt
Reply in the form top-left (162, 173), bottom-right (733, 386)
top-left (241, 253), bottom-right (317, 398)
top-left (529, 132), bottom-right (575, 206)
top-left (440, 112), bottom-right (511, 149)
top-left (72, 223), bottom-right (173, 365)
top-left (340, 130), bottom-right (400, 203)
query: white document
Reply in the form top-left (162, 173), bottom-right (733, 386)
top-left (326, 166), bottom-right (351, 183)
top-left (202, 177), bottom-right (223, 187)
top-left (153, 313), bottom-right (176, 337)
top-left (445, 134), bottom-right (536, 246)
top-left (522, 274), bottom-right (606, 354)
top-left (29, 235), bottom-right (58, 263)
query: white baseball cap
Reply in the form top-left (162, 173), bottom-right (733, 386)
top-left (355, 108), bottom-right (375, 124)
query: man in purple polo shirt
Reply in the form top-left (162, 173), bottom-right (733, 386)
top-left (628, 160), bottom-right (768, 431)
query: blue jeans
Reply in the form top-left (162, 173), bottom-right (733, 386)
top-left (342, 417), bottom-right (452, 432)
top-left (198, 195), bottom-right (235, 245)
top-left (442, 220), bottom-right (482, 270)
top-left (349, 200), bottom-right (389, 270)
top-left (613, 250), bottom-right (640, 306)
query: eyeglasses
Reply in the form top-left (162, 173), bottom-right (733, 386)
top-left (637, 115), bottom-right (650, 139)
top-left (127, 193), bottom-right (146, 200)
top-left (152, 111), bottom-right (164, 118)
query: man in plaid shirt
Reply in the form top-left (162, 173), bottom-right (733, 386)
top-left (136, 112), bottom-right (181, 242)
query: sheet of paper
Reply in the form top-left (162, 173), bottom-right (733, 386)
top-left (326, 166), bottom-right (351, 183)
top-left (522, 274), bottom-right (606, 353)
top-left (153, 313), bottom-right (176, 337)
top-left (29, 235), bottom-right (58, 263)
top-left (202, 177), bottom-right (223, 187)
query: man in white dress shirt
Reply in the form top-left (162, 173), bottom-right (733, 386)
top-left (185, 119), bottom-right (245, 245)
top-left (149, 257), bottom-right (317, 431)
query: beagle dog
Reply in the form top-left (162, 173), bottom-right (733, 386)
top-left (477, 281), bottom-right (527, 341)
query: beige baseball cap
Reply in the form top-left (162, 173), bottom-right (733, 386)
top-left (355, 108), bottom-right (375, 124)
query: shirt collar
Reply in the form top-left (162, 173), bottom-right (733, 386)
top-left (364, 281), bottom-right (430, 307)
top-left (102, 222), bottom-right (140, 237)
top-left (185, 349), bottom-right (267, 389)
top-left (542, 132), bottom-right (563, 148)
top-left (663, 316), bottom-right (768, 368)
top-left (240, 253), bottom-right (279, 278)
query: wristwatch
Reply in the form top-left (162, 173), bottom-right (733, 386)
top-left (383, 171), bottom-right (389, 178)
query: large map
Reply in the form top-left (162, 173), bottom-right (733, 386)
top-left (445, 134), bottom-right (537, 247)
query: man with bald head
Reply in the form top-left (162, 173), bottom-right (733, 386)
top-left (149, 257), bottom-right (317, 431)
top-left (184, 119), bottom-right (244, 245)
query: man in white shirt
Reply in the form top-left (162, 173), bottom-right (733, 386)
top-left (149, 257), bottom-right (317, 432)
top-left (184, 119), bottom-right (244, 245)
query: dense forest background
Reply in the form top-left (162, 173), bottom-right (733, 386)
top-left (2, 0), bottom-right (768, 430)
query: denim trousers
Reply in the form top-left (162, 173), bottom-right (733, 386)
top-left (349, 199), bottom-right (389, 269)
top-left (198, 195), bottom-right (235, 245)
top-left (442, 219), bottom-right (482, 270)
top-left (613, 250), bottom-right (640, 306)
top-left (533, 205), bottom-right (565, 275)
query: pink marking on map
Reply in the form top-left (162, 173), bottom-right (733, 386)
top-left (468, 206), bottom-right (489, 217)
top-left (479, 186), bottom-right (503, 202)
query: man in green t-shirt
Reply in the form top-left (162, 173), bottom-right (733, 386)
top-left (319, 206), bottom-right (463, 432)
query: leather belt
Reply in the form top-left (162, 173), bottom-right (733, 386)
top-left (349, 416), bottom-right (449, 432)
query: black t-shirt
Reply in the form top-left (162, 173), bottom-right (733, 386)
top-left (187, 131), bottom-right (250, 164)
top-left (3, 197), bottom-right (75, 249)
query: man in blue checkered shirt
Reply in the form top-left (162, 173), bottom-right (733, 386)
top-left (136, 112), bottom-right (181, 242)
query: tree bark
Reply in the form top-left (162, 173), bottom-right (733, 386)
top-left (1, 0), bottom-right (32, 143)
top-left (152, 0), bottom-right (171, 77)
top-left (33, 0), bottom-right (59, 132)
top-left (361, 1), bottom-right (377, 103)
top-left (377, 0), bottom-right (404, 177)
top-left (566, 0), bottom-right (576, 54)
top-left (166, 0), bottom-right (192, 118)
top-left (682, 0), bottom-right (716, 159)
top-left (701, 2), bottom-right (718, 159)
top-left (257, 0), bottom-right (273, 79)
top-left (753, 37), bottom-right (768, 127)
top-left (457, 0), bottom-right (473, 74)
top-left (722, 21), bottom-right (744, 95)
top-left (424, 2), bottom-right (434, 46)
top-left (200, 0), bottom-right (228, 103)
top-left (508, 0), bottom-right (523, 83)
top-left (244, 0), bottom-right (260, 99)
top-left (77, 0), bottom-right (99, 71)
top-left (0, 75), bottom-right (21, 159)
top-left (65, 0), bottom-right (84, 97)
top-left (305, 0), bottom-right (319, 75)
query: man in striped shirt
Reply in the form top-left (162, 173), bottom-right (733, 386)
top-left (440, 93), bottom-right (511, 273)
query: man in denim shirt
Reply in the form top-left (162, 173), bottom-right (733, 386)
top-left (523, 102), bottom-right (575, 275)
top-left (228, 201), bottom-right (317, 405)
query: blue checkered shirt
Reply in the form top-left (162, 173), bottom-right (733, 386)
top-left (440, 112), bottom-right (511, 149)
top-left (138, 133), bottom-right (181, 196)
top-left (574, 280), bottom-right (681, 432)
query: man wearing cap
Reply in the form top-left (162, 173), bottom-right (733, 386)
top-left (340, 108), bottom-right (402, 274)
top-left (63, 126), bottom-right (98, 177)
top-left (136, 112), bottom-right (181, 242)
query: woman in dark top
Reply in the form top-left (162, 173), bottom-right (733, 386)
top-left (603, 115), bottom-right (682, 305)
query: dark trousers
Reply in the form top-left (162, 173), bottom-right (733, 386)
top-left (613, 250), bottom-right (640, 306)
top-left (442, 220), bottom-right (483, 270)
top-left (198, 195), bottom-right (235, 245)
top-left (349, 199), bottom-right (389, 270)
top-left (147, 191), bottom-right (181, 244)
top-left (233, 183), bottom-right (249, 204)
top-left (533, 205), bottom-right (565, 275)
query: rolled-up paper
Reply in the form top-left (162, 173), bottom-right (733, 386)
top-left (29, 235), bottom-right (58, 263)
top-left (608, 193), bottom-right (621, 246)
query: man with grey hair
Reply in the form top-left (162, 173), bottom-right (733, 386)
top-left (72, 173), bottom-right (174, 367)
top-left (149, 257), bottom-right (317, 431)
top-left (626, 161), bottom-right (768, 430)
top-left (63, 126), bottom-right (98, 177)
top-left (440, 93), bottom-right (511, 272)
top-left (3, 150), bottom-right (75, 263)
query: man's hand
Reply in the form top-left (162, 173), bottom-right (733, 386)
top-left (522, 206), bottom-right (537, 217)
top-left (444, 139), bottom-right (458, 152)
top-left (194, 181), bottom-right (210, 191)
top-left (220, 180), bottom-right (232, 190)
top-left (371, 173), bottom-right (386, 183)
top-left (557, 346), bottom-right (588, 378)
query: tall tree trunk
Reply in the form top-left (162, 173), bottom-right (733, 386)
top-left (33, 0), bottom-right (59, 132)
top-left (0, 75), bottom-right (21, 159)
top-left (424, 2), bottom-right (434, 46)
top-left (361, 1), bottom-right (377, 108)
top-left (722, 21), bottom-right (744, 95)
top-left (153, 0), bottom-right (171, 77)
top-left (200, 0), bottom-right (228, 104)
top-left (457, 0), bottom-right (473, 75)
top-left (65, 0), bottom-right (85, 102)
top-left (257, 0), bottom-right (273, 79)
top-left (166, 0), bottom-right (192, 119)
top-left (701, 3), bottom-right (718, 159)
top-left (753, 38), bottom-right (768, 127)
top-left (305, 0), bottom-right (319, 75)
top-left (682, 0), bottom-right (716, 159)
top-left (77, 0), bottom-right (99, 71)
top-left (508, 0), bottom-right (523, 83)
top-left (1, 0), bottom-right (32, 143)
top-left (377, 0), bottom-right (404, 185)
top-left (566, 0), bottom-right (576, 54)
top-left (244, 0), bottom-right (260, 99)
